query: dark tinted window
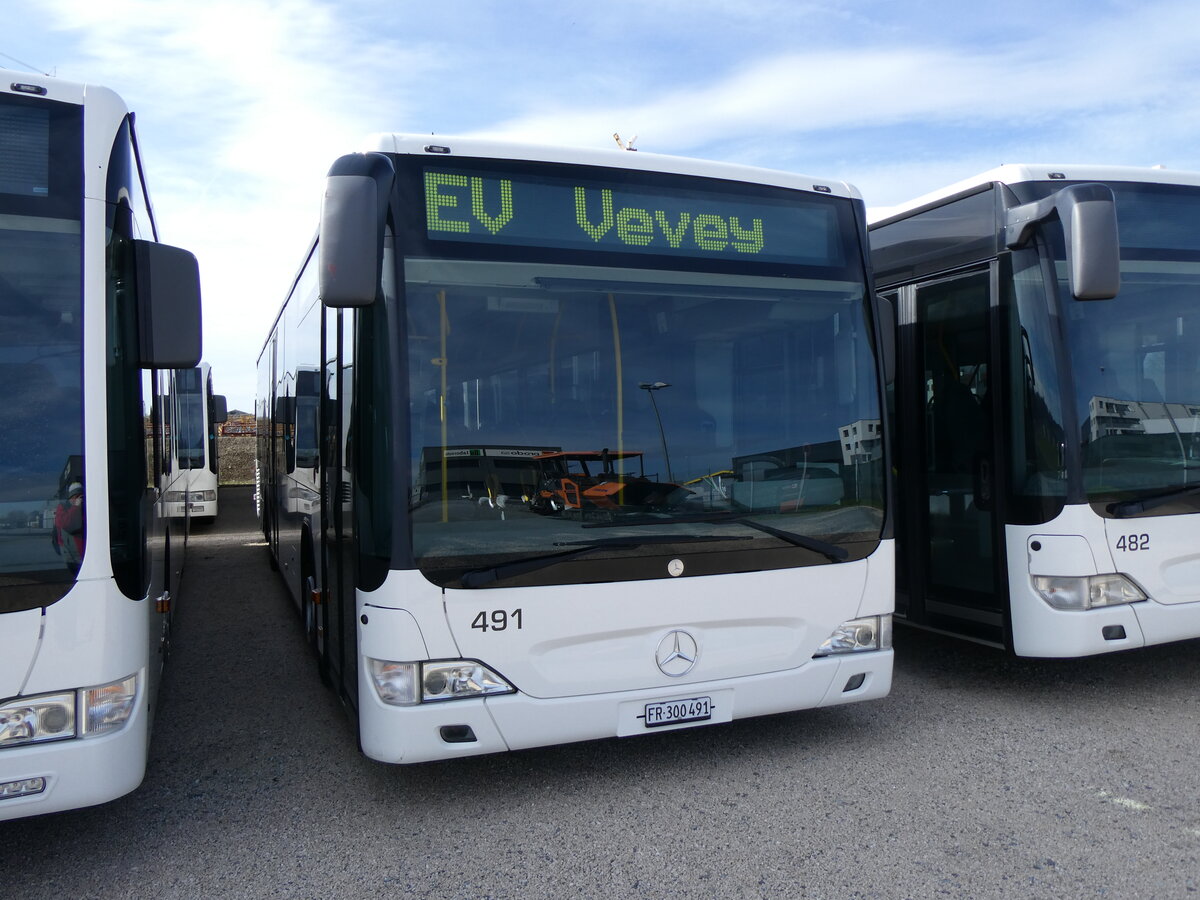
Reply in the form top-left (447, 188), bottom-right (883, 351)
top-left (174, 367), bottom-right (205, 468)
top-left (106, 118), bottom-right (151, 600)
top-left (0, 93), bottom-right (83, 612)
top-left (871, 187), bottom-right (998, 286)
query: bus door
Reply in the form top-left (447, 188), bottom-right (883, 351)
top-left (145, 370), bottom-right (171, 683)
top-left (320, 305), bottom-right (356, 702)
top-left (879, 289), bottom-right (904, 616)
top-left (266, 335), bottom-right (281, 557)
top-left (166, 371), bottom-right (186, 607)
top-left (896, 269), bottom-right (1006, 641)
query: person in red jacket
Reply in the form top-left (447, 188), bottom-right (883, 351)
top-left (53, 481), bottom-right (85, 575)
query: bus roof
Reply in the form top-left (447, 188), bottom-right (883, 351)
top-left (1, 70), bottom-right (123, 109)
top-left (869, 163), bottom-right (1200, 226)
top-left (361, 133), bottom-right (863, 202)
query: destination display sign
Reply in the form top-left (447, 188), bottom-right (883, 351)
top-left (422, 166), bottom-right (848, 266)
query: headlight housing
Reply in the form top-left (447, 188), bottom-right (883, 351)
top-left (0, 674), bottom-right (138, 749)
top-left (1033, 574), bottom-right (1146, 610)
top-left (813, 615), bottom-right (892, 657)
top-left (0, 692), bottom-right (75, 748)
top-left (81, 675), bottom-right (138, 737)
top-left (367, 658), bottom-right (515, 706)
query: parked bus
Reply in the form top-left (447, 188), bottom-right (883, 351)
top-left (166, 362), bottom-right (227, 521)
top-left (0, 74), bottom-right (202, 819)
top-left (870, 164), bottom-right (1200, 657)
top-left (258, 135), bottom-right (893, 764)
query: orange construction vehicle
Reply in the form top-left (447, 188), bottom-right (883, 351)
top-left (528, 450), bottom-right (684, 517)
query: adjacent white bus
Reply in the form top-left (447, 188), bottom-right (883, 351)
top-left (0, 74), bottom-right (202, 819)
top-left (258, 135), bottom-right (894, 763)
top-left (870, 164), bottom-right (1200, 657)
top-left (166, 362), bottom-right (227, 521)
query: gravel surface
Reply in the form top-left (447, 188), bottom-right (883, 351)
top-left (217, 435), bottom-right (255, 485)
top-left (4, 486), bottom-right (1199, 898)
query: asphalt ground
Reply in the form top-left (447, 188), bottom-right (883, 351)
top-left (3, 485), bottom-right (1199, 898)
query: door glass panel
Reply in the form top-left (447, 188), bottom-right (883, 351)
top-left (879, 289), bottom-right (907, 615)
top-left (918, 272), bottom-right (997, 606)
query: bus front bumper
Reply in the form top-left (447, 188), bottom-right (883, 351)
top-left (0, 706), bottom-right (148, 821)
top-left (358, 650), bottom-right (892, 765)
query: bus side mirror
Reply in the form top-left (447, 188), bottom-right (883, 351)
top-left (319, 152), bottom-right (395, 308)
top-left (213, 394), bottom-right (229, 424)
top-left (1005, 183), bottom-right (1120, 301)
top-left (133, 240), bottom-right (202, 368)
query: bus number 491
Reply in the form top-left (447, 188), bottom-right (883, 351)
top-left (472, 609), bottom-right (523, 632)
top-left (1115, 534), bottom-right (1150, 552)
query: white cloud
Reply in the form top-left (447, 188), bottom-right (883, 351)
top-left (41, 0), bottom-right (441, 408)
top-left (30, 0), bottom-right (1200, 406)
top-left (480, 17), bottom-right (1199, 155)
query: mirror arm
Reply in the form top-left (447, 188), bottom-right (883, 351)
top-left (1003, 183), bottom-right (1119, 301)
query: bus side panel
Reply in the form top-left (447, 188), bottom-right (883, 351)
top-left (1105, 512), bottom-right (1200, 606)
top-left (1105, 512), bottom-right (1200, 646)
top-left (1007, 505), bottom-right (1146, 657)
top-left (22, 580), bottom-right (150, 695)
top-left (0, 609), bottom-right (41, 697)
top-left (0, 685), bottom-right (149, 821)
top-left (445, 563), bottom-right (873, 699)
top-left (2, 581), bottom-right (154, 820)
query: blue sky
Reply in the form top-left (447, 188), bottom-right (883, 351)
top-left (7, 0), bottom-right (1200, 408)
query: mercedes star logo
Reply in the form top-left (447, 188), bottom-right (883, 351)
top-left (655, 630), bottom-right (699, 677)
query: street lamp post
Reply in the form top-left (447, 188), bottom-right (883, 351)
top-left (638, 381), bottom-right (674, 483)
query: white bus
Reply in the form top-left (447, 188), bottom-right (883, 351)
top-left (870, 164), bottom-right (1200, 657)
top-left (166, 362), bottom-right (227, 521)
top-left (0, 74), bottom-right (202, 819)
top-left (258, 135), bottom-right (893, 764)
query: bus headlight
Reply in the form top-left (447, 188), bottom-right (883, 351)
top-left (367, 658), bottom-right (515, 706)
top-left (367, 660), bottom-right (419, 706)
top-left (0, 692), bottom-right (76, 747)
top-left (186, 491), bottom-right (217, 502)
top-left (1033, 574), bottom-right (1146, 610)
top-left (81, 675), bottom-right (138, 737)
top-left (813, 615), bottom-right (892, 657)
top-left (421, 661), bottom-right (514, 702)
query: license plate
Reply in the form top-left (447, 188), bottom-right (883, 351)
top-left (641, 696), bottom-right (713, 728)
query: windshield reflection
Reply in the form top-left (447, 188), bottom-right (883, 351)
top-left (0, 214), bottom-right (82, 586)
top-left (405, 259), bottom-right (884, 580)
top-left (1066, 261), bottom-right (1200, 502)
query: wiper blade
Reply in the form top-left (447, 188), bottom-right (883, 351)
top-left (583, 511), bottom-right (849, 562)
top-left (732, 518), bottom-right (850, 562)
top-left (1107, 483), bottom-right (1200, 517)
top-left (459, 534), bottom-right (750, 588)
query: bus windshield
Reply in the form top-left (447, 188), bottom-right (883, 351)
top-left (174, 367), bottom-right (206, 469)
top-left (405, 257), bottom-right (885, 587)
top-left (0, 95), bottom-right (83, 602)
top-left (1056, 184), bottom-right (1200, 509)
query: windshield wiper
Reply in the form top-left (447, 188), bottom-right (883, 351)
top-left (583, 511), bottom-right (849, 562)
top-left (1107, 483), bottom-right (1200, 517)
top-left (459, 534), bottom-right (752, 588)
